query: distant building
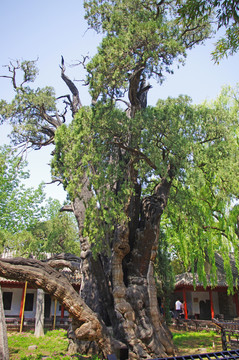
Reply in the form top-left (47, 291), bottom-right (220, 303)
top-left (172, 253), bottom-right (239, 320)
top-left (0, 251), bottom-right (81, 330)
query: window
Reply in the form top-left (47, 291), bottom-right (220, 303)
top-left (25, 293), bottom-right (34, 311)
top-left (3, 292), bottom-right (13, 310)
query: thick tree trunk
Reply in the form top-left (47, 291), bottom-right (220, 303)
top-left (67, 170), bottom-right (176, 359)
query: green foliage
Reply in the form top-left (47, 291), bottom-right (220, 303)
top-left (0, 146), bottom-right (46, 239)
top-left (0, 60), bottom-right (57, 148)
top-left (177, 0), bottom-right (239, 28)
top-left (0, 147), bottom-right (79, 257)
top-left (53, 96), bottom-right (200, 251)
top-left (52, 86), bottom-right (239, 282)
top-left (53, 105), bottom-right (132, 253)
top-left (5, 201), bottom-right (80, 258)
top-left (29, 211), bottom-right (80, 258)
top-left (160, 86), bottom-right (239, 291)
top-left (176, 0), bottom-right (239, 62)
top-left (84, 0), bottom-right (211, 100)
top-left (212, 24), bottom-right (239, 62)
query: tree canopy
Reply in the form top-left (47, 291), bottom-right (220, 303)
top-left (52, 86), bottom-right (239, 289)
top-left (84, 0), bottom-right (211, 101)
top-left (0, 146), bottom-right (80, 257)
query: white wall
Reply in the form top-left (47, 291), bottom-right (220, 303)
top-left (2, 287), bottom-right (37, 318)
top-left (212, 291), bottom-right (220, 315)
top-left (191, 291), bottom-right (210, 315)
top-left (2, 286), bottom-right (69, 319)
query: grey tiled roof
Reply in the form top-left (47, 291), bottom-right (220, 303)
top-left (175, 253), bottom-right (238, 288)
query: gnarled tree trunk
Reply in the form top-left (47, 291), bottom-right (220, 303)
top-left (67, 172), bottom-right (175, 359)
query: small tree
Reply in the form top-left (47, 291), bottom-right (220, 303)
top-left (0, 146), bottom-right (46, 245)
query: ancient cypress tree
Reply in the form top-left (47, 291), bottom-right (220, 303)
top-left (1, 1), bottom-right (239, 359)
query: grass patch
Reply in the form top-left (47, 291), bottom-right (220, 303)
top-left (171, 329), bottom-right (222, 355)
top-left (8, 327), bottom-right (102, 359)
top-left (8, 328), bottom-right (223, 359)
top-left (8, 329), bottom-right (84, 360)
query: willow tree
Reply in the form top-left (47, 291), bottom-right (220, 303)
top-left (176, 0), bottom-right (239, 62)
top-left (1, 1), bottom-right (239, 359)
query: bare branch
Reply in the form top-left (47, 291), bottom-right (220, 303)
top-left (45, 178), bottom-right (64, 185)
top-left (40, 109), bottom-right (62, 129)
top-left (115, 98), bottom-right (131, 108)
top-left (1, 61), bottom-right (19, 89)
top-left (70, 55), bottom-right (90, 70)
top-left (43, 253), bottom-right (81, 271)
top-left (60, 56), bottom-right (82, 115)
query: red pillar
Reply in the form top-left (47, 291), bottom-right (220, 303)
top-left (234, 293), bottom-right (239, 317)
top-left (19, 283), bottom-right (27, 319)
top-left (183, 288), bottom-right (188, 319)
top-left (209, 289), bottom-right (215, 319)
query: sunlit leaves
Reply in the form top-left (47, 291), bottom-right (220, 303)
top-left (84, 0), bottom-right (211, 100)
top-left (212, 24), bottom-right (239, 62)
top-left (0, 146), bottom-right (46, 235)
top-left (159, 88), bottom-right (239, 291)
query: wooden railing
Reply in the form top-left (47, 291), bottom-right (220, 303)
top-left (213, 319), bottom-right (239, 351)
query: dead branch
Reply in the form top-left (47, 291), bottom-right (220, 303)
top-left (45, 178), bottom-right (64, 185)
top-left (60, 56), bottom-right (82, 115)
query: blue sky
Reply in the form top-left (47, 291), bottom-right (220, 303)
top-left (1, 0), bottom-right (239, 203)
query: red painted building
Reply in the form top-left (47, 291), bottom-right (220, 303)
top-left (172, 254), bottom-right (239, 321)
